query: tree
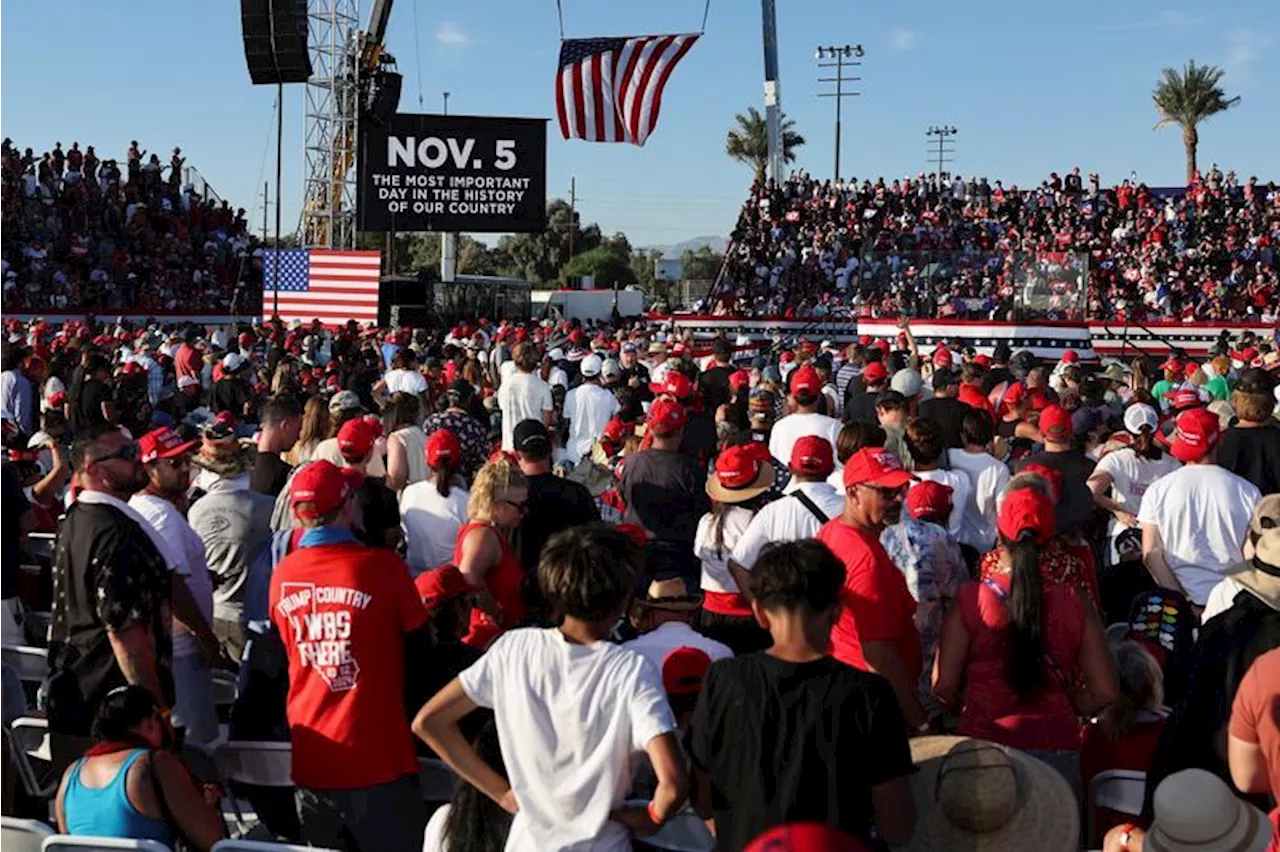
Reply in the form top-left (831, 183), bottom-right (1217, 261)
top-left (561, 246), bottom-right (637, 290)
top-left (680, 245), bottom-right (722, 281)
top-left (497, 198), bottom-right (602, 285)
top-left (1152, 61), bottom-right (1240, 185)
top-left (629, 248), bottom-right (663, 294)
top-left (725, 107), bottom-right (805, 182)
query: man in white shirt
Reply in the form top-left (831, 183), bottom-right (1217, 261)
top-left (497, 342), bottom-right (555, 451)
top-left (563, 354), bottom-right (621, 463)
top-left (768, 365), bottom-right (842, 467)
top-left (1139, 408), bottom-right (1262, 607)
top-left (945, 409), bottom-right (1011, 554)
top-left (730, 436), bottom-right (846, 584)
top-left (380, 349), bottom-right (428, 398)
top-left (623, 578), bottom-right (732, 672)
top-left (128, 427), bottom-right (219, 745)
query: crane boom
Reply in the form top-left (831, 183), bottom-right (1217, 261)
top-left (366, 0), bottom-right (393, 46)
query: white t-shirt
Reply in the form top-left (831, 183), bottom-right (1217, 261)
top-left (129, 493), bottom-right (214, 658)
top-left (458, 627), bottom-right (676, 852)
top-left (912, 468), bottom-right (972, 540)
top-left (767, 412), bottom-right (842, 467)
top-left (497, 372), bottom-right (554, 451)
top-left (313, 436), bottom-right (387, 478)
top-left (399, 481), bottom-right (469, 574)
top-left (383, 368), bottom-right (428, 396)
top-left (1094, 448), bottom-right (1182, 517)
top-left (563, 383), bottom-right (620, 462)
top-left (946, 449), bottom-right (1011, 552)
top-left (621, 621), bottom-right (732, 676)
top-left (694, 506), bottom-right (754, 594)
top-left (730, 481), bottom-right (846, 570)
top-left (1136, 465), bottom-right (1262, 605)
top-left (499, 359), bottom-right (518, 386)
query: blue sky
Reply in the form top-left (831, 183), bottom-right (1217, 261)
top-left (3, 0), bottom-right (1276, 248)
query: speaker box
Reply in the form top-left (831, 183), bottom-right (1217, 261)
top-left (390, 305), bottom-right (431, 329)
top-left (241, 0), bottom-right (312, 86)
top-left (364, 71), bottom-right (403, 125)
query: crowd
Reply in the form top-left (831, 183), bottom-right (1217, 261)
top-left (1, 138), bottom-right (260, 314)
top-left (712, 167), bottom-right (1280, 324)
top-left (2, 311), bottom-right (1279, 852)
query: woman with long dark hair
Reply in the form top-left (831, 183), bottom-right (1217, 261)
top-left (384, 390), bottom-right (428, 492)
top-left (932, 482), bottom-right (1117, 793)
top-left (422, 720), bottom-right (511, 852)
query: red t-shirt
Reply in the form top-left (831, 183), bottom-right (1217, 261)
top-left (1229, 647), bottom-right (1280, 804)
top-left (270, 540), bottom-right (427, 789)
top-left (816, 520), bottom-right (921, 682)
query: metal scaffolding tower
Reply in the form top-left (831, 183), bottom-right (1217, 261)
top-left (302, 0), bottom-right (360, 249)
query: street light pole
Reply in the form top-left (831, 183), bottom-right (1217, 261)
top-left (926, 125), bottom-right (958, 179)
top-left (816, 44), bottom-right (863, 183)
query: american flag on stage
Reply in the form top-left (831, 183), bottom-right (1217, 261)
top-left (556, 34), bottom-right (699, 146)
top-left (261, 249), bottom-right (382, 326)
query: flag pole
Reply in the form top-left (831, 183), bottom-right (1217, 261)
top-left (273, 81), bottom-right (283, 321)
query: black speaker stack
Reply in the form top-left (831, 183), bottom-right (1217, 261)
top-left (240, 0), bottom-right (312, 85)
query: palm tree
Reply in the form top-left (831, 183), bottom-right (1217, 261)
top-left (1152, 61), bottom-right (1240, 185)
top-left (725, 107), bottom-right (805, 182)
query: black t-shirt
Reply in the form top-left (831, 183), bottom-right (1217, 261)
top-left (72, 378), bottom-right (112, 434)
top-left (689, 654), bottom-right (913, 850)
top-left (251, 451), bottom-right (293, 497)
top-left (983, 367), bottom-right (1012, 396)
top-left (1215, 423), bottom-right (1280, 497)
top-left (917, 396), bottom-right (972, 449)
top-left (699, 364), bottom-right (734, 415)
top-left (844, 376), bottom-right (879, 426)
top-left (517, 472), bottom-right (599, 573)
top-left (680, 413), bottom-right (718, 470)
top-left (354, 478), bottom-right (400, 549)
top-left (1015, 449), bottom-right (1098, 536)
top-left (620, 448), bottom-right (709, 545)
top-left (212, 377), bottom-right (249, 417)
top-left (1, 462), bottom-right (31, 599)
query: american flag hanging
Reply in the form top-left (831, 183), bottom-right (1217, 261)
top-left (556, 34), bottom-right (699, 145)
top-left (261, 249), bottom-right (382, 326)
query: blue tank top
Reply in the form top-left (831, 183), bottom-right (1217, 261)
top-left (64, 749), bottom-right (172, 845)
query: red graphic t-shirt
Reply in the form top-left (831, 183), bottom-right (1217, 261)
top-left (270, 540), bottom-right (427, 789)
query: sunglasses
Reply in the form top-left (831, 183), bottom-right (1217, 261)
top-left (93, 442), bottom-right (140, 464)
top-left (501, 498), bottom-right (529, 514)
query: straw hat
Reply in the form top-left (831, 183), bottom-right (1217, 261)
top-left (634, 577), bottom-right (702, 612)
top-left (706, 443), bottom-right (774, 503)
top-left (897, 736), bottom-right (1078, 852)
top-left (1144, 768), bottom-right (1271, 852)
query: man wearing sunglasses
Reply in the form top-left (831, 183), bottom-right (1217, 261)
top-left (816, 447), bottom-right (931, 734)
top-left (129, 427), bottom-right (220, 746)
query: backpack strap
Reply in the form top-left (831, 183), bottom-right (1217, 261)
top-left (791, 489), bottom-right (830, 525)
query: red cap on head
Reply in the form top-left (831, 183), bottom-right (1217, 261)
top-left (932, 348), bottom-right (953, 368)
top-left (1159, 356), bottom-right (1184, 372)
top-left (337, 418), bottom-right (378, 460)
top-left (789, 365), bottom-right (821, 397)
top-left (874, 339), bottom-right (891, 357)
top-left (425, 429), bottom-right (462, 468)
top-left (1170, 388), bottom-right (1203, 410)
top-left (601, 417), bottom-right (630, 445)
top-left (862, 362), bottom-right (887, 386)
top-left (414, 566), bottom-right (470, 616)
top-left (647, 398), bottom-right (687, 436)
top-left (652, 370), bottom-right (694, 400)
top-left (997, 487), bottom-right (1055, 545)
top-left (713, 444), bottom-right (766, 490)
top-left (290, 460), bottom-right (361, 520)
top-left (842, 447), bottom-right (914, 489)
top-left (122, 361), bottom-right (144, 376)
top-left (615, 523), bottom-right (649, 548)
top-left (138, 427), bottom-right (198, 464)
top-left (744, 823), bottom-right (871, 852)
top-left (907, 480), bottom-right (953, 524)
top-left (790, 435), bottom-right (834, 477)
top-left (729, 369), bottom-right (751, 392)
top-left (973, 354), bottom-right (992, 368)
top-left (1038, 404), bottom-right (1072, 443)
top-left (1061, 349), bottom-right (1079, 364)
top-left (1183, 362), bottom-right (1200, 378)
top-left (662, 646), bottom-right (712, 697)
top-left (238, 331), bottom-right (254, 346)
top-left (1170, 407), bottom-right (1220, 463)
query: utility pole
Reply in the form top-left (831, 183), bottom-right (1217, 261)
top-left (815, 45), bottom-right (864, 183)
top-left (567, 177), bottom-right (576, 258)
top-left (761, 0), bottom-right (784, 182)
top-left (926, 125), bottom-right (958, 180)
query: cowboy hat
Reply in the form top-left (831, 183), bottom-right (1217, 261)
top-left (896, 736), bottom-right (1078, 852)
top-left (634, 577), bottom-right (702, 612)
top-left (706, 444), bottom-right (775, 504)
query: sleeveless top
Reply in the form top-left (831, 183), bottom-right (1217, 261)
top-left (454, 521), bottom-right (526, 649)
top-left (64, 749), bottom-right (172, 845)
top-left (392, 426), bottom-right (428, 488)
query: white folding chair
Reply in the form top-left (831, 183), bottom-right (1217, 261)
top-left (1, 817), bottom-right (55, 852)
top-left (41, 836), bottom-right (172, 852)
top-left (418, 757), bottom-right (459, 803)
top-left (1088, 769), bottom-right (1147, 844)
top-left (212, 840), bottom-right (337, 852)
top-left (215, 741), bottom-right (293, 788)
top-left (6, 717), bottom-right (55, 798)
top-left (2, 645), bottom-right (48, 684)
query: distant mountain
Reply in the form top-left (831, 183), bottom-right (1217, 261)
top-left (639, 235), bottom-right (728, 258)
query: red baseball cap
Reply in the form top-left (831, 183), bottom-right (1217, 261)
top-left (425, 429), bottom-right (461, 468)
top-left (1159, 356), bottom-right (1184, 372)
top-left (615, 523), bottom-right (649, 548)
top-left (138, 427), bottom-right (198, 464)
top-left (862, 362), bottom-right (887, 386)
top-left (744, 823), bottom-right (870, 852)
top-left (1183, 361), bottom-right (1200, 378)
top-left (1038, 404), bottom-right (1072, 443)
top-left (1060, 349), bottom-right (1079, 364)
top-left (651, 370), bottom-right (694, 400)
top-left (290, 460), bottom-right (361, 520)
top-left (907, 480), bottom-right (953, 524)
top-left (1170, 387), bottom-right (1203, 410)
top-left (337, 418), bottom-right (378, 460)
top-left (601, 417), bottom-right (631, 445)
top-left (932, 348), bottom-right (953, 369)
top-left (414, 566), bottom-right (470, 616)
top-left (789, 365), bottom-right (821, 397)
top-left (790, 435), bottom-right (834, 477)
top-left (973, 354), bottom-right (992, 368)
top-left (729, 369), bottom-right (751, 392)
top-left (1169, 407), bottom-right (1220, 463)
top-left (647, 398), bottom-right (687, 436)
top-left (997, 487), bottom-right (1055, 545)
top-left (842, 447), bottom-right (914, 489)
top-left (662, 646), bottom-right (712, 697)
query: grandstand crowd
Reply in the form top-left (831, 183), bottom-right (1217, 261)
top-left (712, 167), bottom-right (1280, 324)
top-left (1, 138), bottom-right (259, 315)
top-left (2, 309), bottom-right (1279, 852)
